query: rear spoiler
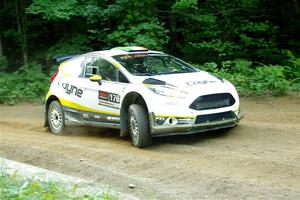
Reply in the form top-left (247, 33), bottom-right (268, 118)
top-left (52, 54), bottom-right (78, 64)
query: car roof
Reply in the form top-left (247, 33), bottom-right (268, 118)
top-left (80, 46), bottom-right (163, 57)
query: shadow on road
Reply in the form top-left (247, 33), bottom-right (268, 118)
top-left (64, 127), bottom-right (121, 138)
top-left (50, 124), bottom-right (243, 148)
top-left (152, 126), bottom-right (242, 146)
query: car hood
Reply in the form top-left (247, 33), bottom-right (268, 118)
top-left (143, 71), bottom-right (238, 100)
top-left (149, 71), bottom-right (224, 89)
top-left (128, 71), bottom-right (238, 101)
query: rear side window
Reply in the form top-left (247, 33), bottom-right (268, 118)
top-left (84, 57), bottom-right (123, 82)
top-left (59, 57), bottom-right (85, 77)
top-left (84, 57), bottom-right (97, 77)
top-left (119, 71), bottom-right (129, 83)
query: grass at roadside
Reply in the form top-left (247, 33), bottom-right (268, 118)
top-left (0, 168), bottom-right (117, 200)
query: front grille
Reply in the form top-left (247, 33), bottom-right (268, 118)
top-left (189, 93), bottom-right (235, 111)
top-left (195, 111), bottom-right (235, 124)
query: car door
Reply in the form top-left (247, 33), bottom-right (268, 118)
top-left (74, 56), bottom-right (129, 125)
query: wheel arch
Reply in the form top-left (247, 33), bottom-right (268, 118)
top-left (120, 92), bottom-right (149, 137)
top-left (44, 95), bottom-right (60, 127)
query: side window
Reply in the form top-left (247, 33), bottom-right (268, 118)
top-left (85, 57), bottom-right (117, 81)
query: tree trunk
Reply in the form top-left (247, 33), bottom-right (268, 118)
top-left (0, 32), bottom-right (7, 71)
top-left (15, 0), bottom-right (28, 65)
top-left (0, 34), bottom-right (3, 57)
top-left (21, 0), bottom-right (28, 65)
top-left (293, 0), bottom-right (299, 14)
top-left (168, 12), bottom-right (178, 54)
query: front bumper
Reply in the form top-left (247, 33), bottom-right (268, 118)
top-left (149, 111), bottom-right (244, 137)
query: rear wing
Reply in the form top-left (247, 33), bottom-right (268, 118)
top-left (52, 54), bottom-right (78, 64)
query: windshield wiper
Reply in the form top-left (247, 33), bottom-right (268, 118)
top-left (157, 71), bottom-right (187, 75)
top-left (133, 72), bottom-right (154, 76)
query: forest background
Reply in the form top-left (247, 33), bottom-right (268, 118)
top-left (0, 0), bottom-right (299, 104)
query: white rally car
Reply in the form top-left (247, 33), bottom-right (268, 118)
top-left (45, 46), bottom-right (243, 148)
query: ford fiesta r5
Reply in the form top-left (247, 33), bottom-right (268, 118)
top-left (45, 46), bottom-right (244, 148)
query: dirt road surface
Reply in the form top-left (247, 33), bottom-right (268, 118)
top-left (0, 97), bottom-right (300, 200)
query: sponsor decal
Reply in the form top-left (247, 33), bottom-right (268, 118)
top-left (94, 115), bottom-right (101, 119)
top-left (98, 100), bottom-right (120, 109)
top-left (61, 83), bottom-right (83, 98)
top-left (98, 91), bottom-right (120, 104)
top-left (107, 116), bottom-right (120, 121)
top-left (186, 80), bottom-right (216, 86)
top-left (82, 113), bottom-right (89, 119)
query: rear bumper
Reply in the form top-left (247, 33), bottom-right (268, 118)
top-left (149, 111), bottom-right (244, 137)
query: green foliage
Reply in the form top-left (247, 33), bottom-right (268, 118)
top-left (191, 40), bottom-right (240, 57)
top-left (107, 21), bottom-right (170, 50)
top-left (0, 167), bottom-right (117, 200)
top-left (26, 0), bottom-right (81, 20)
top-left (101, 0), bottom-right (170, 50)
top-left (47, 34), bottom-right (92, 59)
top-left (290, 82), bottom-right (300, 92)
top-left (0, 55), bottom-right (8, 71)
top-left (172, 0), bottom-right (198, 10)
top-left (1, 0), bottom-right (299, 65)
top-left (283, 50), bottom-right (300, 81)
top-left (172, 0), bottom-right (281, 64)
top-left (0, 63), bottom-right (49, 104)
top-left (249, 65), bottom-right (290, 95)
top-left (196, 60), bottom-right (297, 96)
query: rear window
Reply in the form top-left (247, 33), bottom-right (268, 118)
top-left (59, 57), bottom-right (84, 77)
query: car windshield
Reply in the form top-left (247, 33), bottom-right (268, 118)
top-left (112, 54), bottom-right (198, 76)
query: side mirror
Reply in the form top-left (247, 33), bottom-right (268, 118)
top-left (89, 75), bottom-right (103, 85)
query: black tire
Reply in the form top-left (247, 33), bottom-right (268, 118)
top-left (128, 104), bottom-right (152, 148)
top-left (48, 100), bottom-right (66, 135)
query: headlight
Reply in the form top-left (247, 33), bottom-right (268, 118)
top-left (147, 86), bottom-right (188, 98)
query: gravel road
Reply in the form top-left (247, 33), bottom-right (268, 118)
top-left (0, 96), bottom-right (300, 199)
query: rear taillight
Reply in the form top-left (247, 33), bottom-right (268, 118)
top-left (51, 70), bottom-right (58, 83)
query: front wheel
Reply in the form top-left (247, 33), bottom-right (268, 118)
top-left (128, 104), bottom-right (152, 148)
top-left (48, 101), bottom-right (65, 135)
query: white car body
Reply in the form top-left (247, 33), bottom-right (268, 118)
top-left (45, 47), bottom-right (243, 147)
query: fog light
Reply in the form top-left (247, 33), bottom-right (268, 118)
top-left (154, 116), bottom-right (193, 126)
top-left (167, 117), bottom-right (178, 125)
top-left (155, 117), bottom-right (167, 125)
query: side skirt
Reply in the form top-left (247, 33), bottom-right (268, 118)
top-left (63, 106), bottom-right (121, 129)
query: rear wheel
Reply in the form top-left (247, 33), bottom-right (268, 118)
top-left (128, 104), bottom-right (152, 148)
top-left (48, 101), bottom-right (65, 135)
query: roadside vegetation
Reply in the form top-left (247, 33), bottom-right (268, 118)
top-left (1, 52), bottom-right (299, 104)
top-left (0, 0), bottom-right (299, 104)
top-left (0, 64), bottom-right (49, 104)
top-left (197, 51), bottom-right (300, 96)
top-left (0, 167), bottom-right (116, 200)
top-left (0, 55), bottom-right (299, 104)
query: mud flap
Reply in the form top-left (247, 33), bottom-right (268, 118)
top-left (44, 106), bottom-right (49, 127)
top-left (120, 108), bottom-right (129, 137)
